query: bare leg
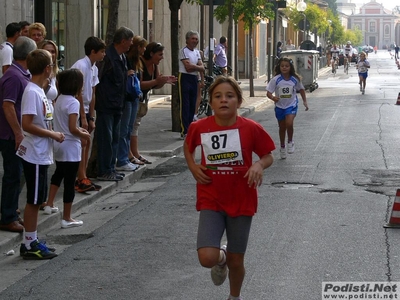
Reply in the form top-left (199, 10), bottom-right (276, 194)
top-left (285, 114), bottom-right (296, 142)
top-left (23, 203), bottom-right (40, 232)
top-left (46, 184), bottom-right (59, 208)
top-left (278, 119), bottom-right (287, 147)
top-left (227, 252), bottom-right (245, 298)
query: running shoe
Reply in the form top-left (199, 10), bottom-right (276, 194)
top-left (211, 245), bottom-right (227, 286)
top-left (21, 240), bottom-right (58, 260)
top-left (115, 163), bottom-right (139, 171)
top-left (76, 178), bottom-right (95, 193)
top-left (20, 241), bottom-right (56, 256)
top-left (43, 206), bottom-right (59, 215)
top-left (97, 172), bottom-right (123, 181)
top-left (280, 147), bottom-right (286, 159)
top-left (287, 142), bottom-right (295, 154)
top-left (362, 89), bottom-right (365, 95)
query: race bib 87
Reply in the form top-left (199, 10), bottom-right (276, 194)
top-left (201, 129), bottom-right (243, 165)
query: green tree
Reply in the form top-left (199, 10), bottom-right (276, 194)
top-left (214, 0), bottom-right (275, 97)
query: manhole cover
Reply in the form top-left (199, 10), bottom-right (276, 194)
top-left (271, 182), bottom-right (316, 189)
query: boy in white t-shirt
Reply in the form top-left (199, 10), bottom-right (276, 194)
top-left (71, 36), bottom-right (106, 192)
top-left (16, 49), bottom-right (65, 260)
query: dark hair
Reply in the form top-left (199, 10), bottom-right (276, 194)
top-left (19, 21), bottom-right (30, 28)
top-left (6, 22), bottom-right (21, 38)
top-left (274, 57), bottom-right (301, 80)
top-left (208, 76), bottom-right (243, 106)
top-left (84, 36), bottom-right (106, 56)
top-left (56, 69), bottom-right (84, 96)
top-left (113, 27), bottom-right (134, 44)
top-left (27, 49), bottom-right (51, 75)
top-left (143, 42), bottom-right (164, 60)
top-left (220, 36), bottom-right (227, 44)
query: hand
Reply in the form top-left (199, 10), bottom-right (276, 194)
top-left (189, 164), bottom-right (212, 185)
top-left (304, 101), bottom-right (309, 111)
top-left (88, 120), bottom-right (95, 133)
top-left (53, 132), bottom-right (65, 143)
top-left (81, 118), bottom-right (88, 130)
top-left (244, 162), bottom-right (264, 189)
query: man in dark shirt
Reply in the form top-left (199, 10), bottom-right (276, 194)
top-left (95, 27), bottom-right (134, 181)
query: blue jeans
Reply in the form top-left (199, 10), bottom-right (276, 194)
top-left (0, 139), bottom-right (22, 224)
top-left (116, 100), bottom-right (139, 167)
top-left (95, 111), bottom-right (122, 176)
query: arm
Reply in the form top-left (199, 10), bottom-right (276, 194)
top-left (299, 89), bottom-right (308, 111)
top-left (183, 141), bottom-right (211, 185)
top-left (266, 91), bottom-right (279, 103)
top-left (88, 87), bottom-right (96, 133)
top-left (68, 113), bottom-right (91, 141)
top-left (75, 91), bottom-right (88, 130)
top-left (3, 101), bottom-right (24, 149)
top-left (182, 59), bottom-right (205, 73)
top-left (22, 115), bottom-right (64, 143)
top-left (244, 153), bottom-right (274, 188)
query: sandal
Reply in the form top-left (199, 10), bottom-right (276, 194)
top-left (129, 156), bottom-right (145, 165)
top-left (138, 155), bottom-right (152, 164)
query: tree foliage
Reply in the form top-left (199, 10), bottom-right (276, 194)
top-left (213, 0), bottom-right (275, 29)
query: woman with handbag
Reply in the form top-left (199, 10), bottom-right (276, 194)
top-left (116, 36), bottom-right (148, 171)
top-left (128, 42), bottom-right (177, 164)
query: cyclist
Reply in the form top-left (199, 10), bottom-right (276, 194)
top-left (343, 41), bottom-right (353, 70)
top-left (330, 44), bottom-right (340, 73)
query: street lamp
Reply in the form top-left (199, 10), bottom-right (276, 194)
top-left (297, 0), bottom-right (307, 42)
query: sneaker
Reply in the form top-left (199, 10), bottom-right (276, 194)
top-left (287, 142), bottom-right (295, 154)
top-left (211, 245), bottom-right (228, 286)
top-left (82, 178), bottom-right (102, 191)
top-left (115, 163), bottom-right (138, 172)
top-left (61, 219), bottom-right (83, 228)
top-left (280, 147), bottom-right (286, 159)
top-left (362, 89), bottom-right (365, 95)
top-left (20, 241), bottom-right (56, 256)
top-left (21, 240), bottom-right (58, 260)
top-left (115, 172), bottom-right (125, 178)
top-left (97, 172), bottom-right (123, 181)
top-left (43, 206), bottom-right (59, 215)
top-left (76, 178), bottom-right (95, 193)
top-left (332, 69), bottom-right (334, 73)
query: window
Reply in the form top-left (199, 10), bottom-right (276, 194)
top-left (369, 21), bottom-right (376, 32)
top-left (384, 24), bottom-right (390, 35)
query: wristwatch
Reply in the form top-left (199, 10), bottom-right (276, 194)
top-left (88, 116), bottom-right (95, 122)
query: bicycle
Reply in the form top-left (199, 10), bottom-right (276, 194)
top-left (344, 57), bottom-right (349, 74)
top-left (197, 75), bottom-right (214, 117)
top-left (331, 57), bottom-right (338, 76)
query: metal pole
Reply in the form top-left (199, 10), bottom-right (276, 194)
top-left (304, 15), bottom-right (307, 41)
top-left (208, 1), bottom-right (214, 77)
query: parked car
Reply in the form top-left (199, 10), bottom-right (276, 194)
top-left (361, 45), bottom-right (374, 53)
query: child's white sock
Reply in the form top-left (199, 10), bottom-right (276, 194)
top-left (24, 231), bottom-right (37, 249)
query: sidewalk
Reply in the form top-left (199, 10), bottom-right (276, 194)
top-left (0, 72), bottom-right (328, 256)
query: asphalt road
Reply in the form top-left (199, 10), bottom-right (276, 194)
top-left (1, 50), bottom-right (400, 300)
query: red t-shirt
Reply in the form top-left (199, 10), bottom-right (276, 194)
top-left (186, 116), bottom-right (276, 217)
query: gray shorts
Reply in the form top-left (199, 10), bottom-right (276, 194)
top-left (197, 210), bottom-right (253, 254)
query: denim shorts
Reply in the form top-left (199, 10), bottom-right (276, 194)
top-left (275, 104), bottom-right (298, 121)
top-left (358, 72), bottom-right (368, 79)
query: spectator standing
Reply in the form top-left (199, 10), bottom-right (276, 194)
top-left (184, 76), bottom-right (275, 300)
top-left (71, 36), bottom-right (106, 192)
top-left (43, 69), bottom-right (91, 227)
top-left (214, 36), bottom-right (228, 75)
top-left (284, 39), bottom-right (296, 51)
top-left (28, 22), bottom-right (46, 44)
top-left (16, 49), bottom-right (65, 259)
top-left (19, 21), bottom-right (30, 37)
top-left (276, 41), bottom-right (282, 58)
top-left (0, 36), bottom-right (37, 233)
top-left (0, 22), bottom-right (21, 78)
top-left (95, 27), bottom-right (134, 181)
top-left (395, 44), bottom-right (399, 60)
top-left (37, 40), bottom-right (59, 104)
top-left (116, 36), bottom-right (147, 171)
top-left (178, 31), bottom-right (205, 139)
top-left (129, 41), bottom-right (176, 164)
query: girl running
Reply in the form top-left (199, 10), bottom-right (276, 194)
top-left (356, 51), bottom-right (370, 95)
top-left (266, 57), bottom-right (309, 159)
